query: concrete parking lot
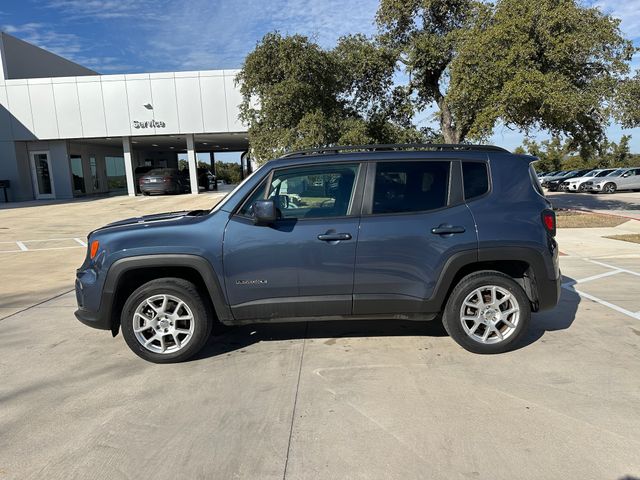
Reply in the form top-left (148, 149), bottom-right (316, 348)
top-left (1, 192), bottom-right (639, 480)
top-left (548, 190), bottom-right (640, 219)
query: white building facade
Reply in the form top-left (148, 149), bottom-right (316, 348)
top-left (0, 32), bottom-right (249, 202)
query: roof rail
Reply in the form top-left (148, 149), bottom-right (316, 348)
top-left (280, 143), bottom-right (509, 158)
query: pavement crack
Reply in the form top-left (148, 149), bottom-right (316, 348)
top-left (282, 321), bottom-right (308, 480)
top-left (0, 289), bottom-right (74, 322)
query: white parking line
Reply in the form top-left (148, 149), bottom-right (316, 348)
top-left (562, 283), bottom-right (640, 320)
top-left (561, 257), bottom-right (640, 321)
top-left (563, 269), bottom-right (622, 286)
top-left (0, 237), bottom-right (87, 253)
top-left (586, 259), bottom-right (640, 278)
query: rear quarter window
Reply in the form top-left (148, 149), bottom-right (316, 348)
top-left (462, 162), bottom-right (489, 200)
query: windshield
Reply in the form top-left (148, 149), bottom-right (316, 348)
top-left (595, 170), bottom-right (612, 177)
top-left (210, 163), bottom-right (266, 213)
top-left (582, 170), bottom-right (598, 177)
top-left (607, 169), bottom-right (625, 177)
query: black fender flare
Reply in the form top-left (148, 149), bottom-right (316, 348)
top-left (103, 254), bottom-right (232, 334)
top-left (427, 246), bottom-right (558, 312)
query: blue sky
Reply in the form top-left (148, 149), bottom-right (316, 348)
top-left (1, 0), bottom-right (638, 153)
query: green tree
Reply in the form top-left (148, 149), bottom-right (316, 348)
top-left (522, 136), bottom-right (568, 172)
top-left (616, 74), bottom-right (640, 128)
top-left (595, 135), bottom-right (632, 168)
top-left (237, 32), bottom-right (424, 163)
top-left (214, 161), bottom-right (242, 184)
top-left (377, 0), bottom-right (636, 147)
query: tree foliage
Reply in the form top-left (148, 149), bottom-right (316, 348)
top-left (237, 32), bottom-right (425, 162)
top-left (377, 0), bottom-right (635, 147)
top-left (524, 134), bottom-right (635, 171)
top-left (238, 1), bottom-right (637, 161)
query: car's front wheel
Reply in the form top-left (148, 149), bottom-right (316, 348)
top-left (442, 271), bottom-right (531, 354)
top-left (121, 278), bottom-right (213, 363)
top-left (603, 182), bottom-right (617, 194)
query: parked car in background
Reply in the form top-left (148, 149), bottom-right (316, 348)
top-left (560, 168), bottom-right (616, 192)
top-left (538, 170), bottom-right (557, 181)
top-left (139, 168), bottom-right (188, 195)
top-left (541, 170), bottom-right (574, 187)
top-left (546, 169), bottom-right (592, 191)
top-left (134, 166), bottom-right (155, 193)
top-left (585, 167), bottom-right (640, 193)
top-left (75, 143), bottom-right (560, 363)
top-left (197, 168), bottom-right (216, 191)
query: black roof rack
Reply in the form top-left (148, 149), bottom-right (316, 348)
top-left (281, 143), bottom-right (509, 158)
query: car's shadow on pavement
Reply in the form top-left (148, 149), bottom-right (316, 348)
top-left (193, 276), bottom-right (580, 360)
top-left (518, 274), bottom-right (579, 349)
top-left (194, 318), bottom-right (449, 360)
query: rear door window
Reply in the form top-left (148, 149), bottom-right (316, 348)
top-left (372, 161), bottom-right (450, 214)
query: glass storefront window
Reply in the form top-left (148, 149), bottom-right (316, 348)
top-left (105, 156), bottom-right (127, 191)
top-left (70, 155), bottom-right (86, 194)
top-left (89, 156), bottom-right (100, 191)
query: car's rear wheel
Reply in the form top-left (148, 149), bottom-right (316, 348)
top-left (442, 271), bottom-right (530, 354)
top-left (603, 182), bottom-right (617, 194)
top-left (121, 278), bottom-right (213, 363)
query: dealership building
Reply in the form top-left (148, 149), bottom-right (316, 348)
top-left (0, 31), bottom-right (249, 202)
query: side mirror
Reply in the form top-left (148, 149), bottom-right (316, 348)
top-left (252, 199), bottom-right (277, 226)
top-left (622, 172), bottom-right (630, 177)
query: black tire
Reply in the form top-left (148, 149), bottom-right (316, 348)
top-left (442, 271), bottom-right (531, 354)
top-left (603, 182), bottom-right (617, 194)
top-left (121, 278), bottom-right (213, 363)
top-left (578, 184), bottom-right (587, 192)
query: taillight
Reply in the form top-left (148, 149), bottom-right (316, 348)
top-left (90, 240), bottom-right (100, 259)
top-left (542, 209), bottom-right (556, 237)
top-left (163, 176), bottom-right (172, 183)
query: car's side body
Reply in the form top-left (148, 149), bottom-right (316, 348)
top-left (139, 168), bottom-right (188, 195)
top-left (585, 167), bottom-right (640, 193)
top-left (560, 168), bottom-right (615, 191)
top-left (75, 146), bottom-right (560, 343)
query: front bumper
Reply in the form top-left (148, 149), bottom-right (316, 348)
top-left (75, 269), bottom-right (112, 331)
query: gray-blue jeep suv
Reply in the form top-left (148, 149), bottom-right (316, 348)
top-left (75, 144), bottom-right (561, 363)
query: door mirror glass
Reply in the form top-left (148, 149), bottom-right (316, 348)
top-left (252, 199), bottom-right (277, 225)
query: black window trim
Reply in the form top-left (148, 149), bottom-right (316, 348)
top-left (461, 159), bottom-right (492, 203)
top-left (361, 158), bottom-right (462, 217)
top-left (233, 161), bottom-right (365, 221)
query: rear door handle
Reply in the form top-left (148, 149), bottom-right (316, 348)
top-left (431, 224), bottom-right (466, 235)
top-left (318, 233), bottom-right (352, 241)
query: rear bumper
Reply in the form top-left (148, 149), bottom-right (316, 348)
top-left (535, 272), bottom-right (561, 311)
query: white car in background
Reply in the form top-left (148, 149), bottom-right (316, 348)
top-left (585, 167), bottom-right (640, 194)
top-left (560, 168), bottom-right (615, 192)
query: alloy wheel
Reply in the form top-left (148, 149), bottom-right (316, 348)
top-left (132, 294), bottom-right (195, 354)
top-left (459, 285), bottom-right (520, 344)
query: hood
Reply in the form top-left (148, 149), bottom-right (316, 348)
top-left (563, 175), bottom-right (591, 183)
top-left (92, 209), bottom-right (208, 234)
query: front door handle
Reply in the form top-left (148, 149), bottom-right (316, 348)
top-left (318, 233), bottom-right (352, 242)
top-left (431, 224), bottom-right (466, 235)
